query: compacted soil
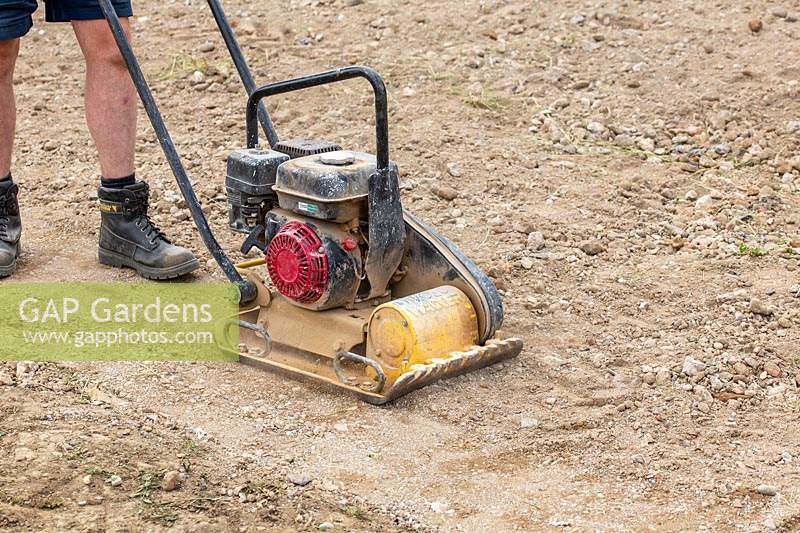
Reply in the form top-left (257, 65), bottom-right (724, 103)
top-left (1, 0), bottom-right (800, 531)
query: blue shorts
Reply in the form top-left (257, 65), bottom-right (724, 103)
top-left (0, 1), bottom-right (133, 40)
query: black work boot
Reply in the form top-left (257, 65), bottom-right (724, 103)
top-left (0, 181), bottom-right (21, 277)
top-left (98, 181), bottom-right (200, 280)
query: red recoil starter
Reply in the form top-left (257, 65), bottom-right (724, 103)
top-left (266, 222), bottom-right (328, 303)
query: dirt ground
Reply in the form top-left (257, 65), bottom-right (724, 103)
top-left (1, 0), bottom-right (800, 531)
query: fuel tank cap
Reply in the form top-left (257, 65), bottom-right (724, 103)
top-left (320, 151), bottom-right (356, 166)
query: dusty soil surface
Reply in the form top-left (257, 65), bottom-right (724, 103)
top-left (2, 0), bottom-right (800, 531)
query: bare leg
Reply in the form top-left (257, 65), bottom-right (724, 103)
top-left (72, 19), bottom-right (136, 180)
top-left (0, 38), bottom-right (20, 178)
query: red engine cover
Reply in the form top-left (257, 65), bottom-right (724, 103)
top-left (266, 222), bottom-right (329, 303)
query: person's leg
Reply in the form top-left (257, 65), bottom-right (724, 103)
top-left (71, 18), bottom-right (136, 180)
top-left (64, 8), bottom-right (197, 279)
top-left (0, 38), bottom-right (19, 179)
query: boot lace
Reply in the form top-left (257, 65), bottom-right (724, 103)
top-left (135, 213), bottom-right (170, 246)
top-left (128, 187), bottom-right (170, 246)
top-left (0, 189), bottom-right (16, 241)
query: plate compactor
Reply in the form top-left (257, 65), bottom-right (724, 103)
top-left (99, 0), bottom-right (522, 404)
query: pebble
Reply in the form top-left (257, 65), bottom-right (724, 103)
top-left (446, 163), bottom-right (462, 178)
top-left (716, 289), bottom-right (747, 303)
top-left (334, 423), bottom-right (348, 432)
top-left (771, 6), bottom-right (788, 18)
top-left (580, 240), bottom-right (607, 256)
top-left (748, 19), bottom-right (763, 33)
top-left (16, 361), bottom-right (38, 381)
top-left (656, 368), bottom-right (672, 385)
top-left (191, 70), bottom-right (205, 85)
top-left (586, 121), bottom-right (605, 135)
top-left (431, 184), bottom-right (459, 201)
top-left (756, 484), bottom-right (778, 497)
top-left (520, 257), bottom-right (534, 270)
top-left (288, 472), bottom-right (313, 486)
top-left (162, 470), bottom-right (182, 491)
top-left (527, 231), bottom-right (546, 251)
top-left (520, 417), bottom-right (539, 429)
top-left (198, 42), bottom-right (216, 53)
top-left (682, 356), bottom-right (706, 377)
top-left (764, 361), bottom-right (781, 378)
top-left (318, 523), bottom-right (335, 531)
top-left (107, 475), bottom-right (122, 487)
top-left (694, 195), bottom-right (713, 210)
top-left (694, 385), bottom-right (713, 404)
top-left (749, 298), bottom-right (774, 316)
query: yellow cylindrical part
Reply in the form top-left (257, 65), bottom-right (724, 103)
top-left (367, 285), bottom-right (479, 380)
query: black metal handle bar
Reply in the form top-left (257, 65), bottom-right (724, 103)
top-left (246, 66), bottom-right (390, 170)
top-left (98, 0), bottom-right (256, 303)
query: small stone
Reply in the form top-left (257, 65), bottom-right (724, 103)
top-left (694, 195), bottom-right (713, 210)
top-left (694, 385), bottom-right (713, 403)
top-left (82, 474), bottom-right (92, 485)
top-left (756, 484), bottom-right (777, 497)
top-left (749, 298), bottom-right (774, 316)
top-left (162, 470), bottom-right (182, 492)
top-left (198, 42), bottom-right (216, 53)
top-left (43, 140), bottom-right (58, 152)
top-left (288, 472), bottom-right (313, 487)
top-left (682, 356), bottom-right (707, 377)
top-left (748, 19), bottom-right (763, 33)
top-left (586, 121), bottom-right (605, 135)
top-left (580, 240), bottom-right (607, 256)
top-left (520, 258), bottom-right (534, 270)
top-left (191, 70), bottom-right (205, 85)
top-left (613, 134), bottom-right (635, 147)
top-left (655, 368), bottom-right (671, 385)
top-left (334, 423), bottom-right (348, 432)
top-left (685, 189), bottom-right (698, 201)
top-left (344, 0), bottom-right (363, 5)
top-left (318, 523), bottom-right (335, 531)
top-left (107, 475), bottom-right (122, 487)
top-left (520, 417), bottom-right (539, 429)
top-left (764, 361), bottom-right (781, 378)
top-left (771, 6), bottom-right (788, 18)
top-left (526, 232), bottom-right (545, 251)
top-left (446, 163), bottom-right (462, 178)
top-left (16, 361), bottom-right (38, 381)
top-left (777, 317), bottom-right (792, 328)
top-left (431, 184), bottom-right (459, 201)
top-left (716, 289), bottom-right (748, 303)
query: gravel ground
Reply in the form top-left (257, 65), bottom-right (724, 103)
top-left (1, 0), bottom-right (800, 531)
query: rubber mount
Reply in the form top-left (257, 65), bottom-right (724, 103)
top-left (266, 221), bottom-right (328, 303)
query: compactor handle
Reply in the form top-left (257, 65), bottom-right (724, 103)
top-left (246, 66), bottom-right (390, 170)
